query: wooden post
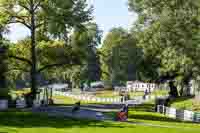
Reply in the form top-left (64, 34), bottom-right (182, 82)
top-left (46, 88), bottom-right (49, 105)
top-left (43, 88), bottom-right (45, 103)
top-left (163, 105), bottom-right (165, 114)
top-left (50, 88), bottom-right (53, 99)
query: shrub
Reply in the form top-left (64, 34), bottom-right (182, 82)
top-left (0, 88), bottom-right (9, 100)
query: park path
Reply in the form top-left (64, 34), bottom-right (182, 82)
top-left (31, 96), bottom-right (149, 121)
top-left (32, 94), bottom-right (156, 121)
top-left (31, 106), bottom-right (197, 131)
top-left (32, 106), bottom-right (113, 121)
top-left (30, 94), bottom-right (187, 129)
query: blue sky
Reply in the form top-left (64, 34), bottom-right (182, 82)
top-left (6, 0), bottom-right (138, 42)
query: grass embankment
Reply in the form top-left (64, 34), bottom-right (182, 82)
top-left (170, 97), bottom-right (200, 112)
top-left (52, 95), bottom-right (111, 105)
top-left (52, 89), bottom-right (169, 105)
top-left (130, 90), bottom-right (168, 96)
top-left (0, 110), bottom-right (199, 133)
top-left (53, 94), bottom-right (200, 131)
top-left (96, 90), bottom-right (168, 98)
top-left (106, 102), bottom-right (200, 130)
top-left (94, 90), bottom-right (121, 98)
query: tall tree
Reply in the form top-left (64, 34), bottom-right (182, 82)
top-left (0, 24), bottom-right (8, 97)
top-left (128, 0), bottom-right (200, 96)
top-left (0, 0), bottom-right (92, 100)
top-left (70, 23), bottom-right (102, 85)
top-left (100, 27), bottom-right (142, 85)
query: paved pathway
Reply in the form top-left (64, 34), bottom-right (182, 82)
top-left (36, 93), bottom-right (156, 121)
top-left (32, 106), bottom-right (113, 121)
top-left (31, 106), bottom-right (197, 130)
top-left (31, 93), bottom-right (180, 129)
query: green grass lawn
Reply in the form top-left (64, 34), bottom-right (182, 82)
top-left (152, 90), bottom-right (169, 96)
top-left (128, 111), bottom-right (200, 130)
top-left (53, 90), bottom-right (168, 102)
top-left (106, 103), bottom-right (200, 131)
top-left (170, 97), bottom-right (200, 112)
top-left (53, 95), bottom-right (111, 105)
top-left (93, 90), bottom-right (121, 98)
top-left (0, 110), bottom-right (200, 133)
top-left (52, 89), bottom-right (168, 106)
top-left (129, 90), bottom-right (168, 97)
top-left (53, 95), bottom-right (78, 104)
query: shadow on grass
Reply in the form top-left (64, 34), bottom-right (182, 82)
top-left (132, 104), bottom-right (155, 112)
top-left (131, 96), bottom-right (194, 113)
top-left (53, 104), bottom-right (123, 110)
top-left (169, 96), bottom-right (194, 105)
top-left (129, 113), bottom-right (178, 122)
top-left (128, 112), bottom-right (195, 124)
top-left (0, 110), bottom-right (133, 129)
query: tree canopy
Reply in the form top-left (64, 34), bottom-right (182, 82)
top-left (0, 0), bottom-right (92, 101)
top-left (128, 0), bottom-right (200, 95)
top-left (100, 27), bottom-right (142, 85)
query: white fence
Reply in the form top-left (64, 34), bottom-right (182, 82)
top-left (53, 91), bottom-right (156, 104)
top-left (53, 91), bottom-right (121, 103)
top-left (157, 105), bottom-right (200, 123)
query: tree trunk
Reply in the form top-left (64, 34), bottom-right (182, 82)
top-left (183, 73), bottom-right (193, 96)
top-left (169, 82), bottom-right (179, 98)
top-left (30, 1), bottom-right (37, 101)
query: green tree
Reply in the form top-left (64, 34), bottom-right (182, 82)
top-left (100, 27), bottom-right (142, 85)
top-left (7, 38), bottom-right (84, 87)
top-left (128, 0), bottom-right (200, 96)
top-left (0, 0), bottom-right (92, 100)
top-left (0, 25), bottom-right (8, 98)
top-left (70, 23), bottom-right (102, 86)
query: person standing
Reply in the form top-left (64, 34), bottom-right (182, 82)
top-left (122, 103), bottom-right (129, 118)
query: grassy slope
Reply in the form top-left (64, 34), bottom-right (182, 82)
top-left (94, 90), bottom-right (121, 98)
top-left (53, 95), bottom-right (111, 105)
top-left (95, 90), bottom-right (168, 97)
top-left (170, 97), bottom-right (200, 111)
top-left (0, 110), bottom-right (199, 133)
top-left (128, 110), bottom-right (200, 129)
top-left (106, 102), bottom-right (200, 130)
top-left (53, 90), bottom-right (168, 104)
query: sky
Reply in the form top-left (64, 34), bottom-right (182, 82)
top-left (6, 0), bottom-right (138, 42)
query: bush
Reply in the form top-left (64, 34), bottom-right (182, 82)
top-left (24, 92), bottom-right (33, 107)
top-left (0, 88), bottom-right (9, 100)
top-left (8, 95), bottom-right (16, 108)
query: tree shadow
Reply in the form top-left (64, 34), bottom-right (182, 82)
top-left (53, 103), bottom-right (123, 110)
top-left (169, 96), bottom-right (194, 105)
top-left (131, 104), bottom-right (155, 112)
top-left (0, 110), bottom-right (134, 129)
top-left (128, 112), bottom-right (195, 124)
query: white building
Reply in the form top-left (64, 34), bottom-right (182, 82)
top-left (126, 81), bottom-right (157, 92)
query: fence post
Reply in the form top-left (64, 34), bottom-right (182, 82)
top-left (157, 105), bottom-right (160, 113)
top-left (162, 105), bottom-right (165, 114)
